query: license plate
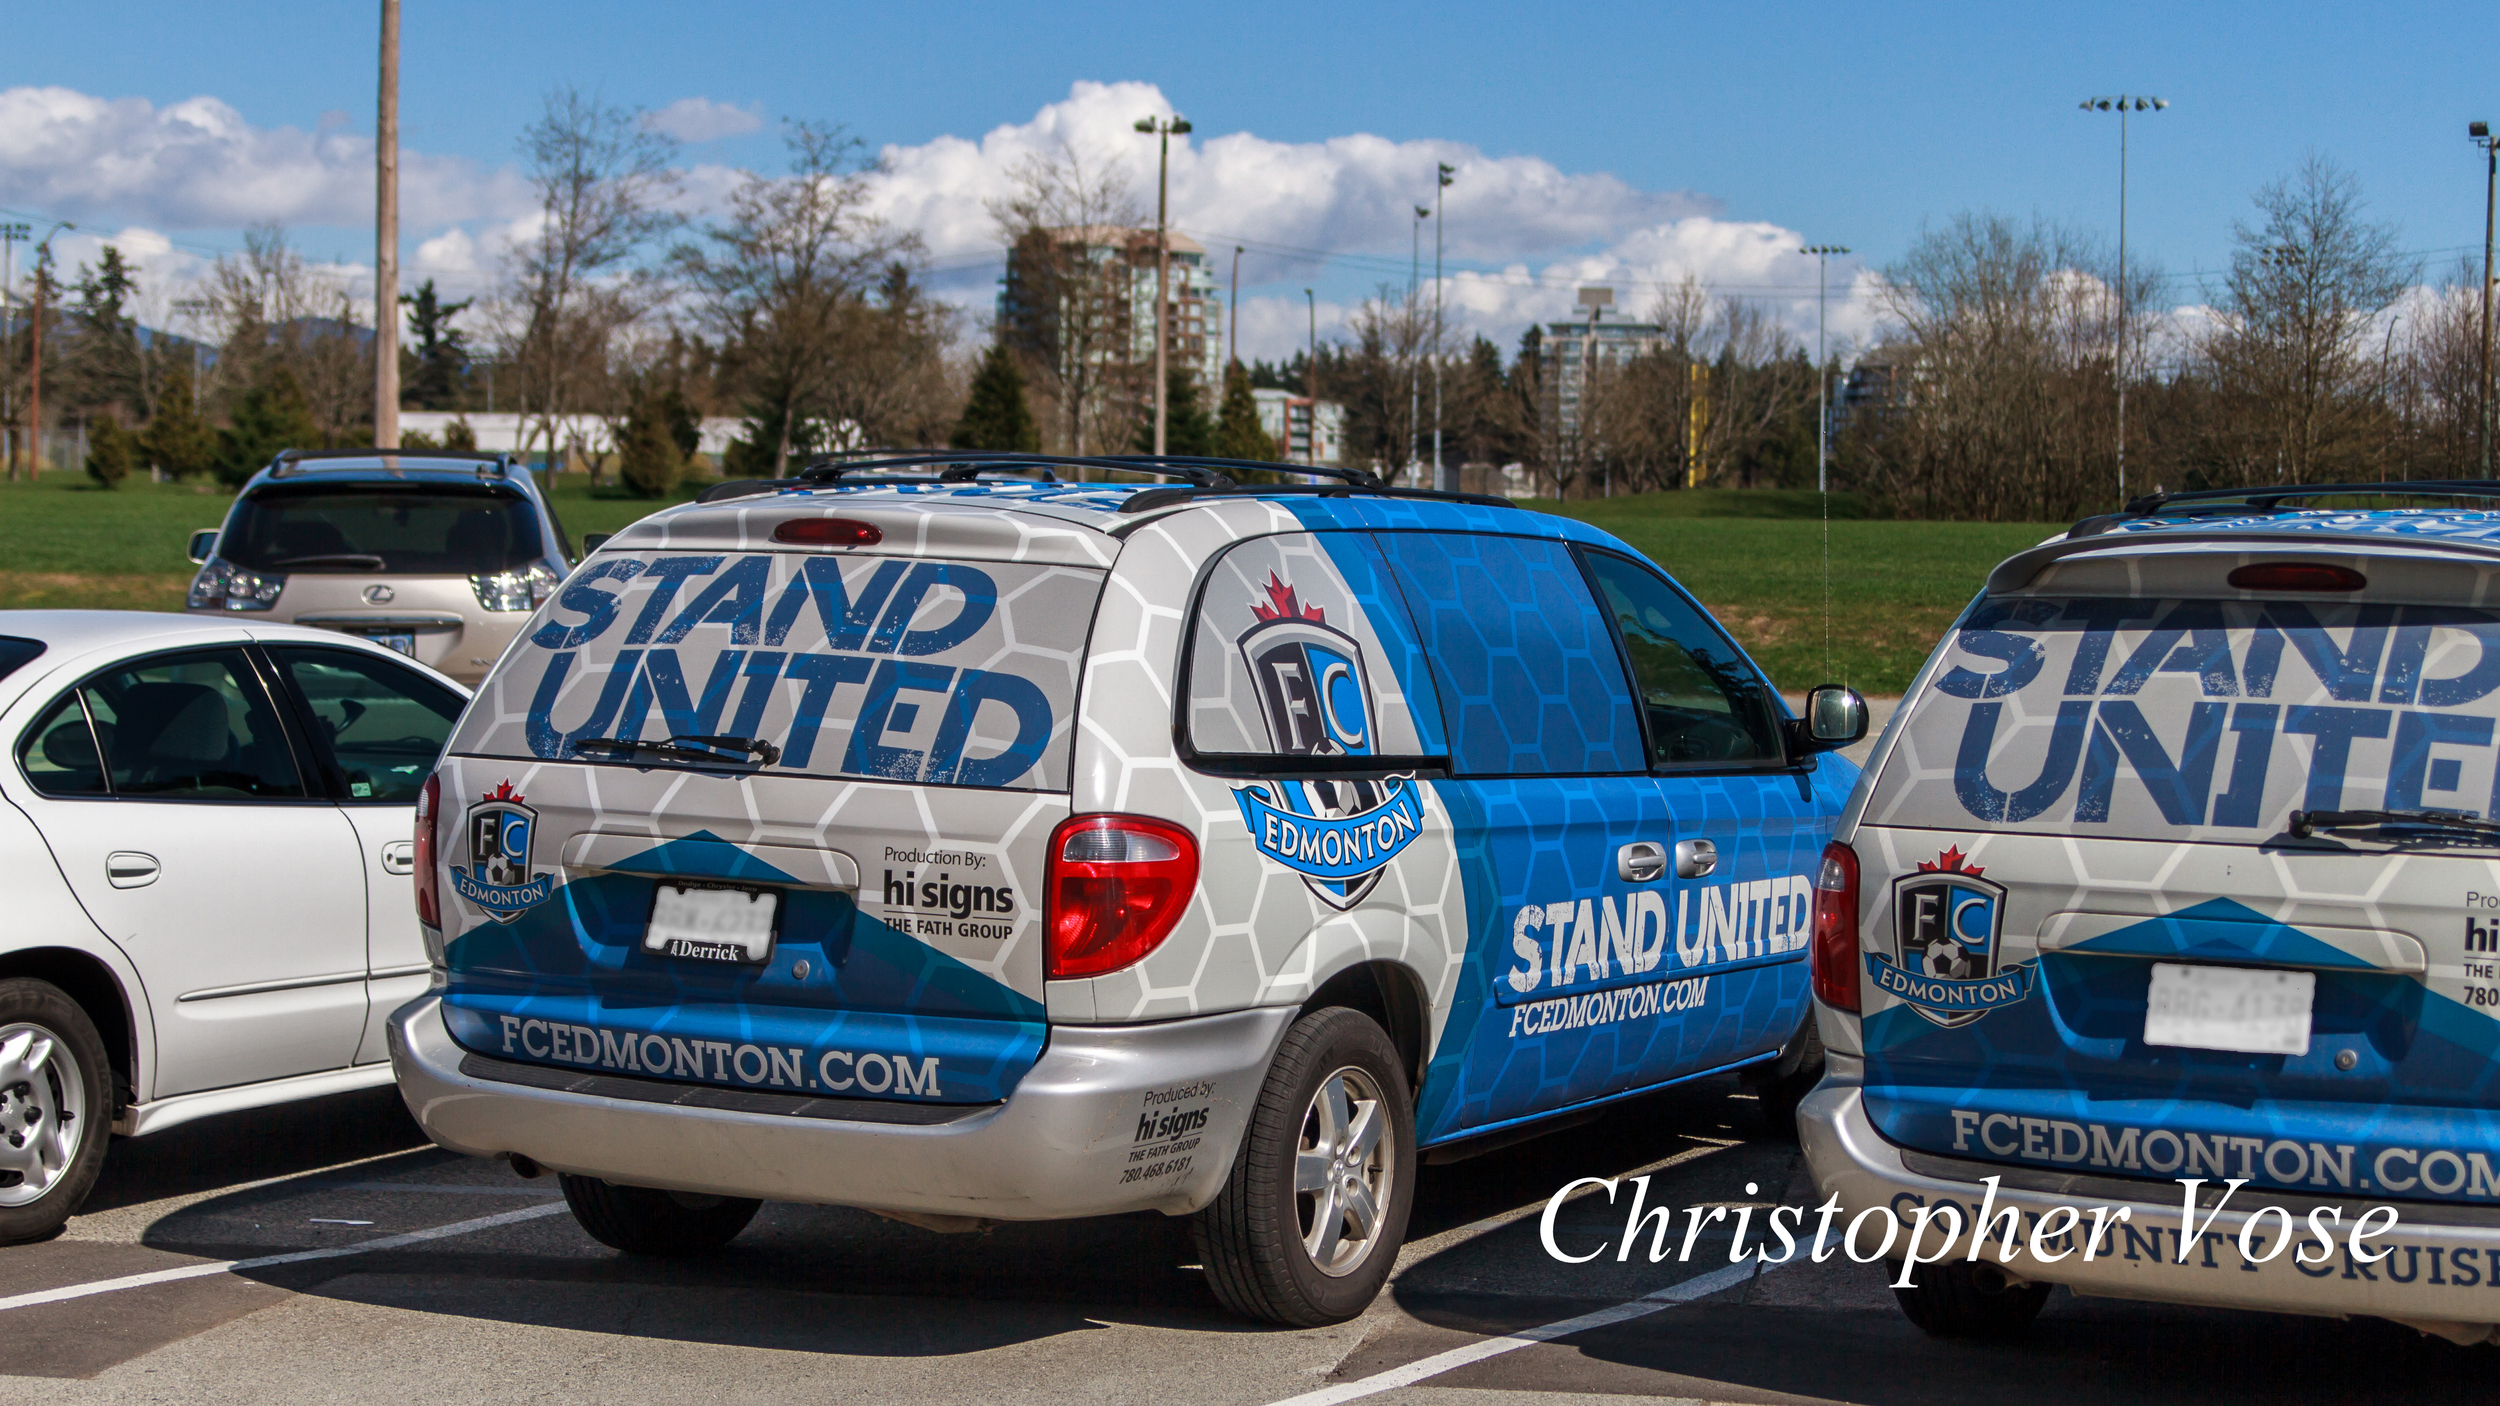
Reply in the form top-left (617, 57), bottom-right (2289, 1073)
top-left (365, 631), bottom-right (416, 657)
top-left (2143, 962), bottom-right (2314, 1055)
top-left (643, 885), bottom-right (779, 964)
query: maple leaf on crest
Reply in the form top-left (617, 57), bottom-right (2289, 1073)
top-left (1251, 571), bottom-right (1325, 623)
top-left (485, 780), bottom-right (524, 804)
top-left (1916, 845), bottom-right (1982, 878)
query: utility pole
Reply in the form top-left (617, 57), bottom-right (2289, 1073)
top-left (1411, 205), bottom-right (1426, 477)
top-left (2474, 121), bottom-right (2496, 475)
top-left (2082, 95), bottom-right (2166, 503)
top-left (0, 222), bottom-right (23, 477)
top-left (1433, 162), bottom-right (1454, 492)
top-left (1305, 288), bottom-right (1316, 465)
top-left (1229, 245), bottom-right (1242, 368)
top-left (1133, 114), bottom-right (1192, 455)
top-left (1801, 245), bottom-right (1849, 494)
top-left (25, 222), bottom-right (72, 480)
top-left (375, 0), bottom-right (401, 448)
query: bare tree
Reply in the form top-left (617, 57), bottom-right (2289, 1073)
top-left (204, 224), bottom-right (372, 443)
top-left (1335, 286), bottom-right (1431, 482)
top-left (989, 144), bottom-right (1143, 455)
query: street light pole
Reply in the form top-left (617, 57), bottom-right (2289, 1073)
top-left (2474, 121), bottom-right (2496, 476)
top-left (1229, 245), bottom-right (1242, 369)
top-left (1133, 114), bottom-right (1193, 456)
top-left (1410, 205), bottom-right (1428, 477)
top-left (1433, 161), bottom-right (1454, 492)
top-left (2082, 95), bottom-right (2166, 504)
top-left (1801, 245), bottom-right (1850, 495)
top-left (1305, 287), bottom-right (1316, 465)
top-left (376, 0), bottom-right (401, 449)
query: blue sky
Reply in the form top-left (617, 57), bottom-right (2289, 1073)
top-left (4, 0), bottom-right (2492, 357)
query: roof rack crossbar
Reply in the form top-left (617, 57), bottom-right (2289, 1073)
top-left (797, 451), bottom-right (1238, 489)
top-left (268, 446), bottom-right (517, 479)
top-left (2117, 480), bottom-right (2500, 518)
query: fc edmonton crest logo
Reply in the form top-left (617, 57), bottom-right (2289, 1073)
top-left (1230, 574), bottom-right (1422, 909)
top-left (1868, 846), bottom-right (2033, 1027)
top-left (450, 781), bottom-right (553, 923)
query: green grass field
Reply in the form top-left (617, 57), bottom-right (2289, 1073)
top-left (0, 475), bottom-right (2054, 695)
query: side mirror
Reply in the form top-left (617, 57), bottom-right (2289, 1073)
top-left (1800, 684), bottom-right (1869, 751)
top-left (581, 533), bottom-right (612, 555)
top-left (187, 528), bottom-right (220, 565)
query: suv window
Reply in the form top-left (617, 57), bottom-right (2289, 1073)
top-left (220, 484), bottom-right (545, 575)
top-left (22, 649), bottom-right (306, 800)
top-left (271, 645), bottom-right (466, 802)
top-left (1376, 533), bottom-right (1645, 776)
top-left (1583, 551), bottom-right (1782, 765)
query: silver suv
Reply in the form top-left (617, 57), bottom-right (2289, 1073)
top-left (187, 450), bottom-right (577, 685)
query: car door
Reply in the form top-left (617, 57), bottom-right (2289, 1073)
top-left (262, 643), bottom-right (468, 1064)
top-left (15, 646), bottom-right (369, 1098)
top-left (1579, 548), bottom-right (1822, 1081)
top-left (1372, 530), bottom-right (1683, 1141)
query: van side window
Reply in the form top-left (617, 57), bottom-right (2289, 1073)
top-left (1376, 533), bottom-right (1644, 776)
top-left (1582, 551), bottom-right (1781, 766)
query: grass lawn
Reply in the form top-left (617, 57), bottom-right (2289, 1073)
top-left (0, 475), bottom-right (2052, 695)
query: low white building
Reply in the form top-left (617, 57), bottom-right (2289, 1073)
top-left (396, 413), bottom-right (748, 461)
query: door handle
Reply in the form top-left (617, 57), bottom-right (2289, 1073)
top-left (108, 852), bottom-right (161, 889)
top-left (380, 841), bottom-right (415, 876)
top-left (1674, 839), bottom-right (1718, 879)
top-left (1617, 841), bottom-right (1667, 883)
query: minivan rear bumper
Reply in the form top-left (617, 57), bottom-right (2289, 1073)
top-left (388, 995), bottom-right (1292, 1221)
top-left (1803, 1058), bottom-right (2500, 1342)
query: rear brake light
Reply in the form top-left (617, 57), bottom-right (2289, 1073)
top-left (1045, 815), bottom-right (1198, 980)
top-left (773, 517), bottom-right (883, 547)
top-left (414, 772), bottom-right (442, 931)
top-left (2228, 562), bottom-right (2365, 592)
top-left (1810, 841), bottom-right (1860, 1013)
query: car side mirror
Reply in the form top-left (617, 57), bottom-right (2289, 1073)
top-left (581, 533), bottom-right (611, 555)
top-left (1801, 684), bottom-right (1869, 751)
top-left (187, 528), bottom-right (220, 565)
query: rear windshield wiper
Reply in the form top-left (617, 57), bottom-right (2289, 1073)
top-left (2290, 807), bottom-right (2500, 840)
top-left (269, 553), bottom-right (389, 570)
top-left (570, 733), bottom-right (781, 767)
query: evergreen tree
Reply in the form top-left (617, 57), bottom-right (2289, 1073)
top-left (618, 388), bottom-right (687, 498)
top-left (74, 247), bottom-right (144, 412)
top-left (1133, 367), bottom-right (1216, 456)
top-left (398, 279), bottom-right (473, 410)
top-left (214, 368), bottom-right (320, 487)
top-left (442, 417), bottom-right (479, 451)
top-left (1213, 360), bottom-right (1278, 461)
top-left (951, 344), bottom-right (1041, 451)
top-left (658, 387), bottom-right (702, 462)
top-left (141, 362), bottom-right (216, 479)
top-left (84, 412), bottom-right (134, 488)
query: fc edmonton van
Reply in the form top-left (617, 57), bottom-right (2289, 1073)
top-left (1805, 483), bottom-right (2500, 1344)
top-left (388, 453), bottom-right (1865, 1326)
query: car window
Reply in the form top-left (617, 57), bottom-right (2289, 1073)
top-left (271, 645), bottom-right (465, 802)
top-left (0, 636), bottom-right (45, 684)
top-left (218, 484), bottom-right (544, 575)
top-left (75, 650), bottom-right (306, 800)
top-left (18, 691), bottom-right (108, 797)
top-left (1375, 532), bottom-right (1646, 776)
top-left (1583, 551), bottom-right (1782, 766)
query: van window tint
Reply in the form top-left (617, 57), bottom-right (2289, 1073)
top-left (1375, 533), bottom-right (1644, 776)
top-left (220, 484), bottom-right (543, 574)
top-left (1869, 596), bottom-right (2500, 842)
top-left (1583, 552), bottom-right (1781, 765)
top-left (452, 552), bottom-right (1103, 792)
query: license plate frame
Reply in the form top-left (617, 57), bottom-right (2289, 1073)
top-left (363, 630), bottom-right (417, 658)
top-left (2143, 962), bottom-right (2315, 1056)
top-left (643, 883), bottom-right (780, 966)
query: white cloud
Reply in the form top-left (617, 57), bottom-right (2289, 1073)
top-left (645, 97), bottom-right (765, 145)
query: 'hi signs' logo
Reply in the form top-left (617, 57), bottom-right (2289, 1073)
top-left (449, 780), bottom-right (553, 923)
top-left (1871, 846), bottom-right (2032, 1027)
top-left (1231, 574), bottom-right (1421, 909)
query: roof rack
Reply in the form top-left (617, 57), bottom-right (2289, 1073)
top-left (797, 451), bottom-right (1235, 488)
top-left (268, 447), bottom-right (516, 479)
top-left (2070, 479), bottom-right (2500, 536)
top-left (782, 450), bottom-right (1506, 511)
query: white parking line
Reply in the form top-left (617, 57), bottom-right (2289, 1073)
top-left (1266, 1254), bottom-right (1788, 1406)
top-left (0, 1202), bottom-right (569, 1313)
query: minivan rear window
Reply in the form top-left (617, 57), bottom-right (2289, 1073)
top-left (221, 484), bottom-right (544, 574)
top-left (453, 551), bottom-right (1103, 792)
top-left (1867, 595), bottom-right (2500, 841)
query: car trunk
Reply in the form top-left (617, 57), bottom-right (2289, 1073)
top-left (1853, 544), bottom-right (2500, 1205)
top-left (432, 540), bottom-right (1107, 1105)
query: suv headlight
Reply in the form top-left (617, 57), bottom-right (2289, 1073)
top-left (188, 559), bottom-right (285, 611)
top-left (471, 562), bottom-right (561, 612)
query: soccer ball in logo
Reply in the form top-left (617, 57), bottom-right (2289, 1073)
top-left (1889, 846), bottom-right (2006, 1027)
top-left (465, 781), bottom-right (537, 908)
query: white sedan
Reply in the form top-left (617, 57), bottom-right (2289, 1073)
top-left (0, 611), bottom-right (467, 1241)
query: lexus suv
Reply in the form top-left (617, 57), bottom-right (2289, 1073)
top-left (187, 449), bottom-right (577, 686)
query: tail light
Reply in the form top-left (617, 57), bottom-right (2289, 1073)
top-left (1045, 815), bottom-right (1198, 980)
top-left (1810, 841), bottom-right (1861, 1012)
top-left (414, 772), bottom-right (443, 931)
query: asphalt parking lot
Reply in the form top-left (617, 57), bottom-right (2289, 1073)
top-left (7, 1071), bottom-right (2493, 1406)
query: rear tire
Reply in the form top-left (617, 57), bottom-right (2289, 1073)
top-left (1890, 1258), bottom-right (2051, 1337)
top-left (1193, 1007), bottom-right (1416, 1327)
top-left (558, 1174), bottom-right (760, 1256)
top-left (0, 979), bottom-right (112, 1245)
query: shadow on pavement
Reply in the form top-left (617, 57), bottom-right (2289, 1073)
top-left (81, 1084), bottom-right (441, 1217)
